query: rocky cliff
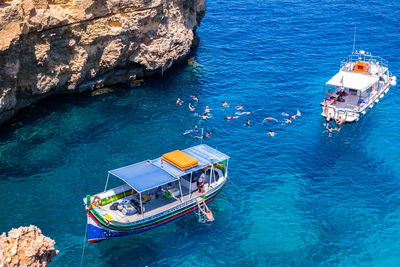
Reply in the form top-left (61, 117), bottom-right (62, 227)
top-left (0, 225), bottom-right (58, 266)
top-left (0, 0), bottom-right (206, 124)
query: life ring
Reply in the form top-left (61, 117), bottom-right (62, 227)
top-left (93, 195), bottom-right (102, 206)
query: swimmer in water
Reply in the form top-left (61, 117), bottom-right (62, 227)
top-left (236, 104), bottom-right (243, 110)
top-left (176, 98), bottom-right (183, 105)
top-left (183, 125), bottom-right (198, 135)
top-left (202, 112), bottom-right (211, 119)
top-left (268, 129), bottom-right (275, 136)
top-left (323, 126), bottom-right (340, 136)
top-left (222, 101), bottom-right (229, 107)
top-left (283, 110), bottom-right (301, 120)
top-left (189, 103), bottom-right (195, 112)
top-left (195, 132), bottom-right (212, 139)
top-left (205, 106), bottom-right (211, 113)
top-left (263, 117), bottom-right (278, 123)
top-left (285, 117), bottom-right (292, 124)
top-left (245, 119), bottom-right (250, 126)
top-left (325, 113), bottom-right (332, 128)
top-left (235, 111), bottom-right (251, 115)
top-left (225, 116), bottom-right (239, 120)
top-left (336, 116), bottom-right (345, 127)
top-left (192, 95), bottom-right (199, 102)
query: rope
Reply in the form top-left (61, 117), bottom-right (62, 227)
top-left (79, 220), bottom-right (88, 267)
top-left (227, 175), bottom-right (242, 191)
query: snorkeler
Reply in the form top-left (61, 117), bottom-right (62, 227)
top-left (183, 125), bottom-right (198, 135)
top-left (176, 98), bottom-right (183, 105)
top-left (236, 104), bottom-right (243, 110)
top-left (225, 116), bottom-right (239, 120)
top-left (235, 111), bottom-right (251, 115)
top-left (189, 103), bottom-right (195, 112)
top-left (222, 101), bottom-right (229, 107)
top-left (268, 129), bottom-right (275, 136)
top-left (262, 117), bottom-right (278, 123)
top-left (195, 132), bottom-right (212, 139)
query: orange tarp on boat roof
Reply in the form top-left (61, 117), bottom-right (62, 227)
top-left (162, 150), bottom-right (198, 171)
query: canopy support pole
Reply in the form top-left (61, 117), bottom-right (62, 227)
top-left (104, 173), bottom-right (110, 192)
top-left (178, 179), bottom-right (183, 202)
top-left (189, 172), bottom-right (193, 199)
top-left (139, 192), bottom-right (144, 219)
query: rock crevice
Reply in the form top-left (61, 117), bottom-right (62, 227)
top-left (0, 0), bottom-right (206, 124)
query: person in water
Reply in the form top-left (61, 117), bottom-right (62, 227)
top-left (195, 132), bottom-right (212, 139)
top-left (183, 125), bottom-right (198, 135)
top-left (189, 103), bottom-right (195, 112)
top-left (323, 126), bottom-right (340, 136)
top-left (176, 98), bottom-right (183, 105)
top-left (245, 119), bottom-right (250, 126)
top-left (222, 101), bottom-right (229, 107)
top-left (202, 112), bottom-right (211, 119)
top-left (205, 106), bottom-right (211, 113)
top-left (225, 116), bottom-right (239, 120)
top-left (268, 129), bottom-right (275, 136)
top-left (236, 103), bottom-right (243, 110)
top-left (285, 117), bottom-right (292, 124)
top-left (282, 110), bottom-right (301, 119)
top-left (192, 95), bottom-right (199, 102)
top-left (263, 117), bottom-right (278, 123)
top-left (236, 111), bottom-right (251, 115)
top-left (336, 116), bottom-right (345, 127)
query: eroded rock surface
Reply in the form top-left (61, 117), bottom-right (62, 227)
top-left (0, 0), bottom-right (206, 124)
top-left (0, 225), bottom-right (58, 266)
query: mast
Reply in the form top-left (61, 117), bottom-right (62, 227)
top-left (352, 25), bottom-right (356, 53)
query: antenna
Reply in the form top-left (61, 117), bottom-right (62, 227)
top-left (352, 25), bottom-right (356, 52)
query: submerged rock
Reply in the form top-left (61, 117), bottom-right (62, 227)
top-left (91, 87), bottom-right (114, 96)
top-left (0, 0), bottom-right (207, 124)
top-left (0, 225), bottom-right (58, 266)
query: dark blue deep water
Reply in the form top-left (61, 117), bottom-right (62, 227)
top-left (1, 0), bottom-right (400, 265)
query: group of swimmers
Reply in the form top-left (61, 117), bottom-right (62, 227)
top-left (177, 95), bottom-right (305, 137)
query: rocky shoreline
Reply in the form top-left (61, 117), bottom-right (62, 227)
top-left (0, 0), bottom-right (206, 124)
top-left (0, 225), bottom-right (58, 266)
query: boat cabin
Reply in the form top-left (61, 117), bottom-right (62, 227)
top-left (324, 70), bottom-right (380, 110)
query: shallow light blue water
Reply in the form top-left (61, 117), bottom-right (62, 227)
top-left (1, 0), bottom-right (400, 265)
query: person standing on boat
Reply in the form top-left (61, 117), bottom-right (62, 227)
top-left (197, 171), bottom-right (206, 194)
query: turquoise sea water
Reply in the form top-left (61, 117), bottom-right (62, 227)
top-left (1, 0), bottom-right (400, 265)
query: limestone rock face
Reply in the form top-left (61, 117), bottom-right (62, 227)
top-left (0, 225), bottom-right (58, 266)
top-left (0, 0), bottom-right (206, 124)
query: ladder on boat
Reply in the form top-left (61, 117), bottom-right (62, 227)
top-left (196, 198), bottom-right (214, 223)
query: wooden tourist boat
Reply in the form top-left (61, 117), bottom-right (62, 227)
top-left (83, 144), bottom-right (230, 243)
top-left (321, 50), bottom-right (396, 122)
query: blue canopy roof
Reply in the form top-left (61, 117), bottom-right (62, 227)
top-left (109, 161), bottom-right (177, 193)
top-left (108, 144), bottom-right (229, 193)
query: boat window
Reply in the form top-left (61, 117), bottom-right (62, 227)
top-left (349, 89), bottom-right (357, 96)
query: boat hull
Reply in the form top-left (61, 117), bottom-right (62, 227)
top-left (87, 181), bottom-right (226, 243)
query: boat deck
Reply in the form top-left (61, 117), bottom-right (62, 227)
top-left (93, 168), bottom-right (224, 224)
